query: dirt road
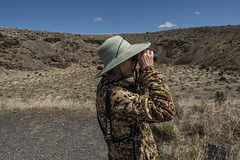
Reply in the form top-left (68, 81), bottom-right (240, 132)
top-left (0, 110), bottom-right (108, 160)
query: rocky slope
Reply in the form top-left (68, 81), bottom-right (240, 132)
top-left (0, 25), bottom-right (240, 71)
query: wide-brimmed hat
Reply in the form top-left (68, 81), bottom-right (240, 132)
top-left (94, 35), bottom-right (150, 79)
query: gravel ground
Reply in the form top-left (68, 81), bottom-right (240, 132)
top-left (0, 110), bottom-right (108, 160)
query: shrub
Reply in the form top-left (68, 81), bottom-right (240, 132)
top-left (214, 90), bottom-right (227, 105)
top-left (158, 122), bottom-right (177, 142)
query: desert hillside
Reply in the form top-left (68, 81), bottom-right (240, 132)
top-left (1, 25), bottom-right (240, 159)
top-left (0, 25), bottom-right (240, 71)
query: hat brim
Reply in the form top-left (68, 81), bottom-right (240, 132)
top-left (94, 42), bottom-right (151, 79)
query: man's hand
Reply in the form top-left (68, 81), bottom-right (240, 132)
top-left (138, 49), bottom-right (154, 70)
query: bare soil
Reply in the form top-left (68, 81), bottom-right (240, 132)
top-left (0, 109), bottom-right (108, 160)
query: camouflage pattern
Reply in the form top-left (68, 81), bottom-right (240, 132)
top-left (96, 66), bottom-right (175, 160)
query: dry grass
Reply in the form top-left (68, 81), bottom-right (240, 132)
top-left (0, 97), bottom-right (96, 117)
top-left (168, 97), bottom-right (240, 160)
top-left (0, 65), bottom-right (98, 117)
top-left (1, 64), bottom-right (240, 159)
top-left (152, 64), bottom-right (239, 159)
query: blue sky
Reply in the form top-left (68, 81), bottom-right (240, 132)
top-left (1, 0), bottom-right (239, 34)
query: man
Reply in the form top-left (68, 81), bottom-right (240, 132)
top-left (95, 35), bottom-right (175, 160)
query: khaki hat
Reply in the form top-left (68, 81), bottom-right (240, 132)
top-left (94, 35), bottom-right (150, 79)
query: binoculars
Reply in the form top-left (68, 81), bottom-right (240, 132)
top-left (131, 50), bottom-right (157, 62)
top-left (153, 51), bottom-right (157, 62)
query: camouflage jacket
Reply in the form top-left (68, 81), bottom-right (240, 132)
top-left (96, 66), bottom-right (175, 160)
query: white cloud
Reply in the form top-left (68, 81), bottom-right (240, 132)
top-left (94, 17), bottom-right (103, 22)
top-left (195, 11), bottom-right (200, 15)
top-left (158, 22), bottom-right (177, 28)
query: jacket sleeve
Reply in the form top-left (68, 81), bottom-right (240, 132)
top-left (110, 66), bottom-right (175, 123)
